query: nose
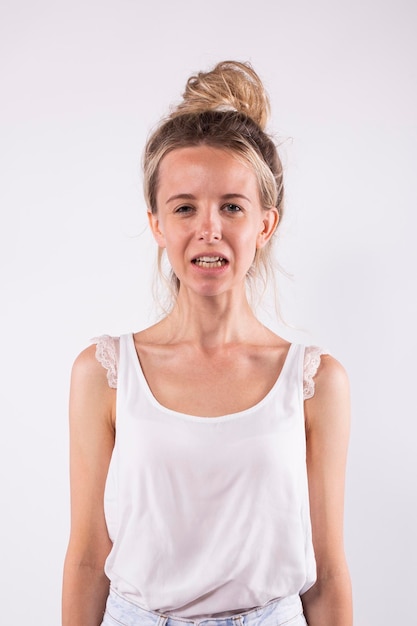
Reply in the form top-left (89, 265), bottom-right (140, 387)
top-left (197, 209), bottom-right (222, 242)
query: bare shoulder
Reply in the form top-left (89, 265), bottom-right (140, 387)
top-left (313, 354), bottom-right (350, 395)
top-left (72, 343), bottom-right (100, 373)
top-left (71, 344), bottom-right (108, 388)
top-left (70, 344), bottom-right (115, 426)
top-left (305, 354), bottom-right (351, 432)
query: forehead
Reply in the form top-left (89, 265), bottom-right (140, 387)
top-left (157, 146), bottom-right (259, 196)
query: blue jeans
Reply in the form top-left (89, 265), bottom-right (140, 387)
top-left (101, 589), bottom-right (308, 626)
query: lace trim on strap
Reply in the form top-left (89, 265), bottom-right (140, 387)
top-left (91, 335), bottom-right (119, 389)
top-left (303, 345), bottom-right (329, 400)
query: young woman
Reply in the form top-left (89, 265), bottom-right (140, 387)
top-left (62, 61), bottom-right (352, 626)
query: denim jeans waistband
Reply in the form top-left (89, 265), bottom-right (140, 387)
top-left (103, 588), bottom-right (305, 626)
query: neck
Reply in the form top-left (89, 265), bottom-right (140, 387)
top-left (162, 288), bottom-right (266, 349)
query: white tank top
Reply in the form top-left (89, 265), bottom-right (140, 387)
top-left (93, 333), bottom-right (326, 618)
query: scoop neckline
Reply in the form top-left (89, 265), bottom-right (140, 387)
top-left (126, 333), bottom-right (296, 423)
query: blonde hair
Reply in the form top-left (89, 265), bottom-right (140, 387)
top-left (143, 60), bottom-right (284, 307)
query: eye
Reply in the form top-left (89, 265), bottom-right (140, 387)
top-left (222, 203), bottom-right (242, 213)
top-left (174, 205), bottom-right (194, 214)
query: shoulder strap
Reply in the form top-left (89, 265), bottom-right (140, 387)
top-left (91, 335), bottom-right (120, 389)
top-left (303, 346), bottom-right (329, 400)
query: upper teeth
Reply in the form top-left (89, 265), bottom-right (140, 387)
top-left (195, 256), bottom-right (223, 262)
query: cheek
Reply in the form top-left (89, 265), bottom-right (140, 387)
top-left (161, 230), bottom-right (189, 264)
top-left (241, 227), bottom-right (261, 250)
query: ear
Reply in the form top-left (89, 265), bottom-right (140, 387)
top-left (256, 207), bottom-right (279, 249)
top-left (147, 210), bottom-right (166, 248)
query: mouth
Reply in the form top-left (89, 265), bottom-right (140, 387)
top-left (192, 256), bottom-right (228, 268)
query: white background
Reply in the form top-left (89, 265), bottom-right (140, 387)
top-left (1, 0), bottom-right (416, 623)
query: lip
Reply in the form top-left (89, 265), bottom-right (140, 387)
top-left (191, 252), bottom-right (229, 263)
top-left (190, 252), bottom-right (229, 272)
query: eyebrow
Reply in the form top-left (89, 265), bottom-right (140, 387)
top-left (165, 193), bottom-right (251, 204)
top-left (166, 193), bottom-right (195, 204)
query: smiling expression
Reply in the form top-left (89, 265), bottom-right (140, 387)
top-left (148, 145), bottom-right (279, 299)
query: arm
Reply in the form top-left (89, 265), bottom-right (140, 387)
top-left (301, 355), bottom-right (353, 626)
top-left (62, 345), bottom-right (116, 626)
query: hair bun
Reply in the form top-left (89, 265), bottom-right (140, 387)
top-left (172, 60), bottom-right (270, 130)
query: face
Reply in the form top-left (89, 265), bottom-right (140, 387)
top-left (148, 145), bottom-right (279, 299)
